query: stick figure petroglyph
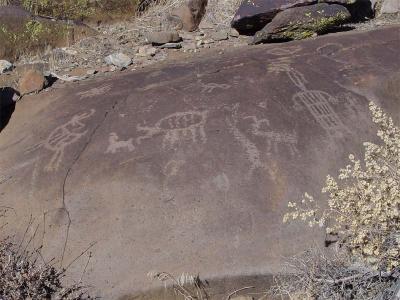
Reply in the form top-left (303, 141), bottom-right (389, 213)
top-left (245, 116), bottom-right (299, 157)
top-left (268, 56), bottom-right (347, 137)
top-left (44, 109), bottom-right (95, 172)
top-left (136, 110), bottom-right (208, 149)
top-left (105, 133), bottom-right (135, 154)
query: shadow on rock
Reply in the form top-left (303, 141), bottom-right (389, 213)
top-left (0, 87), bottom-right (19, 133)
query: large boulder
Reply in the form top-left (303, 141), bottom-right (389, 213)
top-left (170, 0), bottom-right (208, 31)
top-left (252, 3), bottom-right (351, 44)
top-left (231, 0), bottom-right (371, 35)
top-left (0, 27), bottom-right (399, 298)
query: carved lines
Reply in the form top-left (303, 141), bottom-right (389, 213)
top-left (44, 109), bottom-right (95, 172)
top-left (268, 53), bottom-right (347, 136)
top-left (105, 133), bottom-right (135, 154)
top-left (136, 110), bottom-right (208, 149)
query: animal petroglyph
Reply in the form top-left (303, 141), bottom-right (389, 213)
top-left (245, 116), bottom-right (299, 157)
top-left (77, 84), bottom-right (112, 99)
top-left (137, 111), bottom-right (208, 149)
top-left (106, 133), bottom-right (135, 154)
top-left (268, 57), bottom-right (347, 136)
top-left (44, 109), bottom-right (95, 172)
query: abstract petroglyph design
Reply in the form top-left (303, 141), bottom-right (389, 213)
top-left (44, 109), bottom-right (95, 172)
top-left (77, 84), bottom-right (112, 99)
top-left (137, 111), bottom-right (208, 149)
top-left (226, 104), bottom-right (263, 178)
top-left (245, 116), bottom-right (299, 157)
top-left (106, 133), bottom-right (135, 154)
top-left (268, 55), bottom-right (347, 136)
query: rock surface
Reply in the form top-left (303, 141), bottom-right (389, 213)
top-left (18, 69), bottom-right (47, 95)
top-left (380, 0), bottom-right (400, 14)
top-left (0, 60), bottom-right (13, 74)
top-left (252, 3), bottom-right (351, 44)
top-left (171, 0), bottom-right (209, 31)
top-left (104, 52), bottom-right (132, 68)
top-left (231, 0), bottom-right (370, 35)
top-left (0, 27), bottom-right (399, 298)
top-left (145, 31), bottom-right (182, 45)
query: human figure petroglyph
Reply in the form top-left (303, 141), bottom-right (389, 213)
top-left (77, 84), bottom-right (112, 99)
top-left (136, 110), bottom-right (208, 149)
top-left (268, 56), bottom-right (347, 136)
top-left (245, 116), bottom-right (299, 157)
top-left (44, 109), bottom-right (95, 172)
top-left (105, 133), bottom-right (135, 154)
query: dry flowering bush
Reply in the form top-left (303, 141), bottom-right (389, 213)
top-left (284, 102), bottom-right (400, 271)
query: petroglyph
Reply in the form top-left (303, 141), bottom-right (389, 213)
top-left (213, 173), bottom-right (230, 201)
top-left (105, 133), bottom-right (135, 154)
top-left (77, 84), bottom-right (112, 99)
top-left (245, 116), bottom-right (299, 157)
top-left (44, 109), bottom-right (95, 172)
top-left (200, 82), bottom-right (231, 94)
top-left (137, 111), bottom-right (208, 149)
top-left (269, 56), bottom-right (346, 136)
top-left (292, 90), bottom-right (344, 134)
top-left (266, 45), bottom-right (302, 56)
top-left (226, 105), bottom-right (263, 178)
top-left (164, 160), bottom-right (185, 177)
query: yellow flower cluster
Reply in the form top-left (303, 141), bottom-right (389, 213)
top-left (284, 102), bottom-right (400, 271)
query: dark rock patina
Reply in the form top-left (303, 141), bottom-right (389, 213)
top-left (252, 3), bottom-right (351, 44)
top-left (231, 0), bottom-right (372, 35)
top-left (0, 27), bottom-right (399, 298)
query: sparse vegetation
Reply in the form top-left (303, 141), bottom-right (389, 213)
top-left (0, 210), bottom-right (93, 299)
top-left (277, 102), bottom-right (400, 298)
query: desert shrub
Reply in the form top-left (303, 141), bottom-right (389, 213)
top-left (284, 102), bottom-right (400, 272)
top-left (277, 102), bottom-right (400, 299)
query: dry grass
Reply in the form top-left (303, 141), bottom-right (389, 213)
top-left (132, 0), bottom-right (241, 35)
top-left (0, 210), bottom-right (94, 299)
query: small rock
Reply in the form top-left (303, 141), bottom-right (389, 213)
top-left (183, 42), bottom-right (197, 50)
top-left (203, 39), bottom-right (214, 44)
top-left (210, 31), bottom-right (229, 41)
top-left (229, 28), bottom-right (240, 38)
top-left (380, 0), bottom-right (400, 14)
top-left (137, 46), bottom-right (158, 57)
top-left (145, 31), bottom-right (182, 45)
top-left (160, 43), bottom-right (182, 49)
top-left (104, 53), bottom-right (132, 68)
top-left (18, 69), bottom-right (47, 95)
top-left (199, 20), bottom-right (214, 30)
top-left (0, 60), bottom-right (13, 74)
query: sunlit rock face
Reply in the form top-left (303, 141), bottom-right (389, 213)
top-left (0, 27), bottom-right (399, 298)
